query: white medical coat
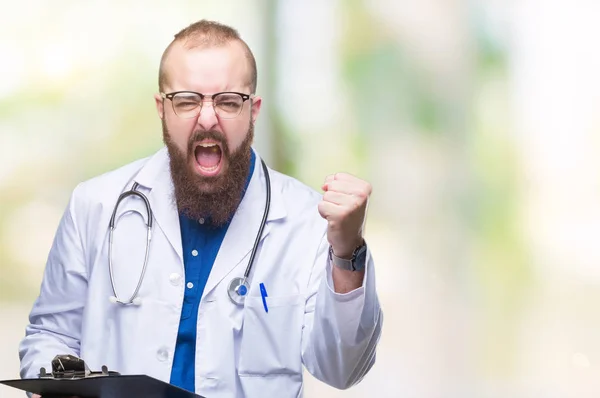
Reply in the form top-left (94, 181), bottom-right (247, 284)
top-left (19, 147), bottom-right (383, 398)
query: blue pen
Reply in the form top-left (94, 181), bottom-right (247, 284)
top-left (259, 283), bottom-right (268, 313)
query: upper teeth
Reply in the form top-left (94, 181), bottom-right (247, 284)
top-left (199, 143), bottom-right (217, 148)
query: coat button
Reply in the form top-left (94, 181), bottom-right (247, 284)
top-left (169, 273), bottom-right (181, 286)
top-left (157, 347), bottom-right (169, 362)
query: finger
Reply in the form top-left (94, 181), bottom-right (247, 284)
top-left (322, 190), bottom-right (348, 206)
top-left (326, 180), bottom-right (370, 199)
top-left (333, 172), bottom-right (358, 182)
top-left (332, 173), bottom-right (372, 196)
top-left (321, 174), bottom-right (336, 191)
top-left (326, 180), bottom-right (354, 194)
top-left (324, 174), bottom-right (336, 184)
top-left (318, 200), bottom-right (342, 220)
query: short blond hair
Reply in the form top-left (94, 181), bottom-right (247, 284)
top-left (158, 20), bottom-right (257, 93)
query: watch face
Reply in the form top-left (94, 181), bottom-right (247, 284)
top-left (353, 245), bottom-right (367, 271)
top-left (358, 246), bottom-right (367, 259)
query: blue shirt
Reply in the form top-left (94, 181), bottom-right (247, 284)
top-left (170, 151), bottom-right (256, 392)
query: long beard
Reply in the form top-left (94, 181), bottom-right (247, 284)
top-left (162, 121), bottom-right (254, 226)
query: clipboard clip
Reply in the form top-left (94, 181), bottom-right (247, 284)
top-left (39, 355), bottom-right (120, 379)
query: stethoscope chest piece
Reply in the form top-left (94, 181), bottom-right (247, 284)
top-left (227, 277), bottom-right (249, 305)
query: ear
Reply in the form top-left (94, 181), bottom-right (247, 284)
top-left (250, 95), bottom-right (262, 124)
top-left (154, 93), bottom-right (165, 119)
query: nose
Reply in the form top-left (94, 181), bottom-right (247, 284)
top-left (196, 101), bottom-right (219, 131)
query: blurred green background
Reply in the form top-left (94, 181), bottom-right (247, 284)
top-left (2, 1), bottom-right (600, 397)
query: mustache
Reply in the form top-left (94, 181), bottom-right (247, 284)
top-left (187, 130), bottom-right (229, 155)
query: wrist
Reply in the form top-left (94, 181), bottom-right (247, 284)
top-left (332, 238), bottom-right (364, 259)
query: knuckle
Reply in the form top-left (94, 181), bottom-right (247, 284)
top-left (360, 185), bottom-right (371, 198)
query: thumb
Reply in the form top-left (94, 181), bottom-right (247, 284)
top-left (317, 200), bottom-right (335, 220)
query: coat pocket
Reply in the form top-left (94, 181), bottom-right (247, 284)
top-left (238, 372), bottom-right (303, 398)
top-left (237, 294), bottom-right (304, 376)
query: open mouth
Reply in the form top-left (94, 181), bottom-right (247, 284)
top-left (193, 141), bottom-right (223, 176)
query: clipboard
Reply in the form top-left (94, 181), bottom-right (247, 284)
top-left (0, 355), bottom-right (205, 398)
top-left (0, 374), bottom-right (204, 398)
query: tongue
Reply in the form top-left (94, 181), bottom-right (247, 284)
top-left (195, 146), bottom-right (221, 169)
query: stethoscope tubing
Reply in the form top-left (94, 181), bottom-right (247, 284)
top-left (108, 160), bottom-right (270, 306)
top-left (108, 182), bottom-right (153, 305)
top-left (242, 159), bottom-right (271, 279)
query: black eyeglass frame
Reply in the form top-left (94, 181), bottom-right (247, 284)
top-left (160, 91), bottom-right (253, 119)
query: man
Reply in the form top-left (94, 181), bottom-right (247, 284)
top-left (19, 20), bottom-right (383, 397)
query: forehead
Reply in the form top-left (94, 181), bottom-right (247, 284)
top-left (163, 41), bottom-right (250, 92)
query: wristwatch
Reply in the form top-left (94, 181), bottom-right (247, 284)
top-left (328, 242), bottom-right (367, 272)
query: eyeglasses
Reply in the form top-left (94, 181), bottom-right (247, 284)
top-left (161, 91), bottom-right (253, 119)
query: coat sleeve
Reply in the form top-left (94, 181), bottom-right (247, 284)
top-left (301, 233), bottom-right (383, 389)
top-left (18, 185), bottom-right (89, 379)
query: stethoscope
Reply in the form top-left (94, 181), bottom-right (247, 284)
top-left (108, 159), bottom-right (270, 306)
